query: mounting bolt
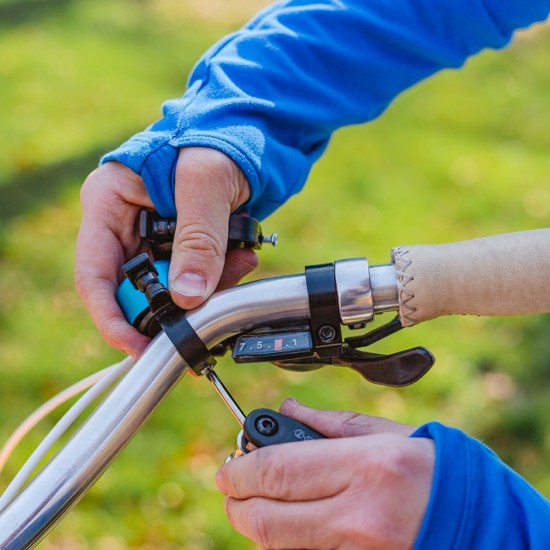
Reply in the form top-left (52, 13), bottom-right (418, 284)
top-left (255, 415), bottom-right (279, 436)
top-left (318, 325), bottom-right (337, 344)
top-left (260, 233), bottom-right (278, 247)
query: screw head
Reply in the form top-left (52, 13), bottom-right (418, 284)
top-left (318, 325), bottom-right (337, 344)
top-left (261, 233), bottom-right (278, 247)
top-left (255, 415), bottom-right (279, 436)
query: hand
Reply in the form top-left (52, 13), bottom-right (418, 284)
top-left (75, 148), bottom-right (257, 357)
top-left (216, 400), bottom-right (434, 550)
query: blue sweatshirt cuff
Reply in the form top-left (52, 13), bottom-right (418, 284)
top-left (411, 422), bottom-right (550, 549)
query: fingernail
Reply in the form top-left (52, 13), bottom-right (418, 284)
top-left (172, 272), bottom-right (207, 297)
top-left (281, 397), bottom-right (303, 410)
top-left (287, 397), bottom-right (303, 406)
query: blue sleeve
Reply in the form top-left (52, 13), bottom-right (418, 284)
top-left (410, 422), bottom-right (550, 549)
top-left (101, 0), bottom-right (550, 219)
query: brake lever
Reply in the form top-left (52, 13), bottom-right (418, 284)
top-left (334, 347), bottom-right (434, 386)
top-left (272, 346), bottom-right (434, 387)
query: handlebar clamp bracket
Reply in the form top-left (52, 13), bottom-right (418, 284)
top-left (122, 253), bottom-right (215, 375)
top-left (305, 263), bottom-right (343, 358)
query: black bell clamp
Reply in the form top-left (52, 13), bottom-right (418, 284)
top-left (122, 253), bottom-right (216, 375)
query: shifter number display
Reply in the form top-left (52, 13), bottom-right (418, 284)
top-left (232, 331), bottom-right (312, 362)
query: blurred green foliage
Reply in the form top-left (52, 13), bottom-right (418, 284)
top-left (0, 0), bottom-right (549, 548)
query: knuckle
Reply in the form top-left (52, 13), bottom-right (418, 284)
top-left (383, 439), bottom-right (413, 472)
top-left (340, 411), bottom-right (369, 436)
top-left (365, 437), bottom-right (412, 483)
top-left (247, 500), bottom-right (273, 546)
top-left (219, 465), bottom-right (239, 497)
top-left (224, 497), bottom-right (237, 528)
top-left (255, 450), bottom-right (289, 499)
top-left (224, 498), bottom-right (273, 548)
top-left (340, 411), bottom-right (400, 437)
top-left (174, 223), bottom-right (225, 260)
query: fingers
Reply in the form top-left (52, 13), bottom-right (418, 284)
top-left (75, 162), bottom-right (152, 356)
top-left (217, 440), bottom-right (352, 501)
top-left (217, 431), bottom-right (414, 502)
top-left (77, 149), bottom-right (252, 355)
top-left (224, 496), bottom-right (339, 550)
top-left (279, 398), bottom-right (416, 438)
top-left (168, 148), bottom-right (251, 309)
top-left (75, 260), bottom-right (149, 357)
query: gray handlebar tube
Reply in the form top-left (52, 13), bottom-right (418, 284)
top-left (0, 333), bottom-right (186, 549)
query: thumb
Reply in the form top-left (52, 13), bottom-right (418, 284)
top-left (168, 147), bottom-right (251, 309)
top-left (279, 398), bottom-right (416, 438)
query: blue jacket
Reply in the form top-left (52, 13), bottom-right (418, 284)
top-left (102, 0), bottom-right (550, 221)
top-left (103, 1), bottom-right (550, 546)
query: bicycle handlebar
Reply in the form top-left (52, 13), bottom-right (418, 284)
top-left (0, 262), bottom-right (396, 548)
top-left (0, 229), bottom-right (548, 547)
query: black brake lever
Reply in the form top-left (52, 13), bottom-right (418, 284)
top-left (332, 347), bottom-right (435, 387)
top-left (273, 346), bottom-right (434, 387)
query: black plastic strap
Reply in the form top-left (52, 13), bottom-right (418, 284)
top-left (157, 306), bottom-right (215, 375)
top-left (305, 263), bottom-right (342, 357)
top-left (122, 253), bottom-right (215, 375)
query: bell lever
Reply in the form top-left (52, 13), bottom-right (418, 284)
top-left (139, 210), bottom-right (277, 257)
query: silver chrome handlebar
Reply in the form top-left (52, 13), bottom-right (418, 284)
top-left (0, 260), bottom-right (396, 548)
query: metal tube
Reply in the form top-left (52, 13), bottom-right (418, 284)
top-left (0, 333), bottom-right (185, 549)
top-left (370, 264), bottom-right (399, 313)
top-left (0, 274), bottom-right (311, 548)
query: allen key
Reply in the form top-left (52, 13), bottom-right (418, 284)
top-left (201, 366), bottom-right (246, 427)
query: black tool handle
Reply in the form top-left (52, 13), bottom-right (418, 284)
top-left (243, 408), bottom-right (325, 449)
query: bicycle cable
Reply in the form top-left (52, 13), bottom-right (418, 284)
top-left (0, 356), bottom-right (134, 511)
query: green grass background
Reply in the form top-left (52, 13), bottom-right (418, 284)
top-left (0, 1), bottom-right (549, 548)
